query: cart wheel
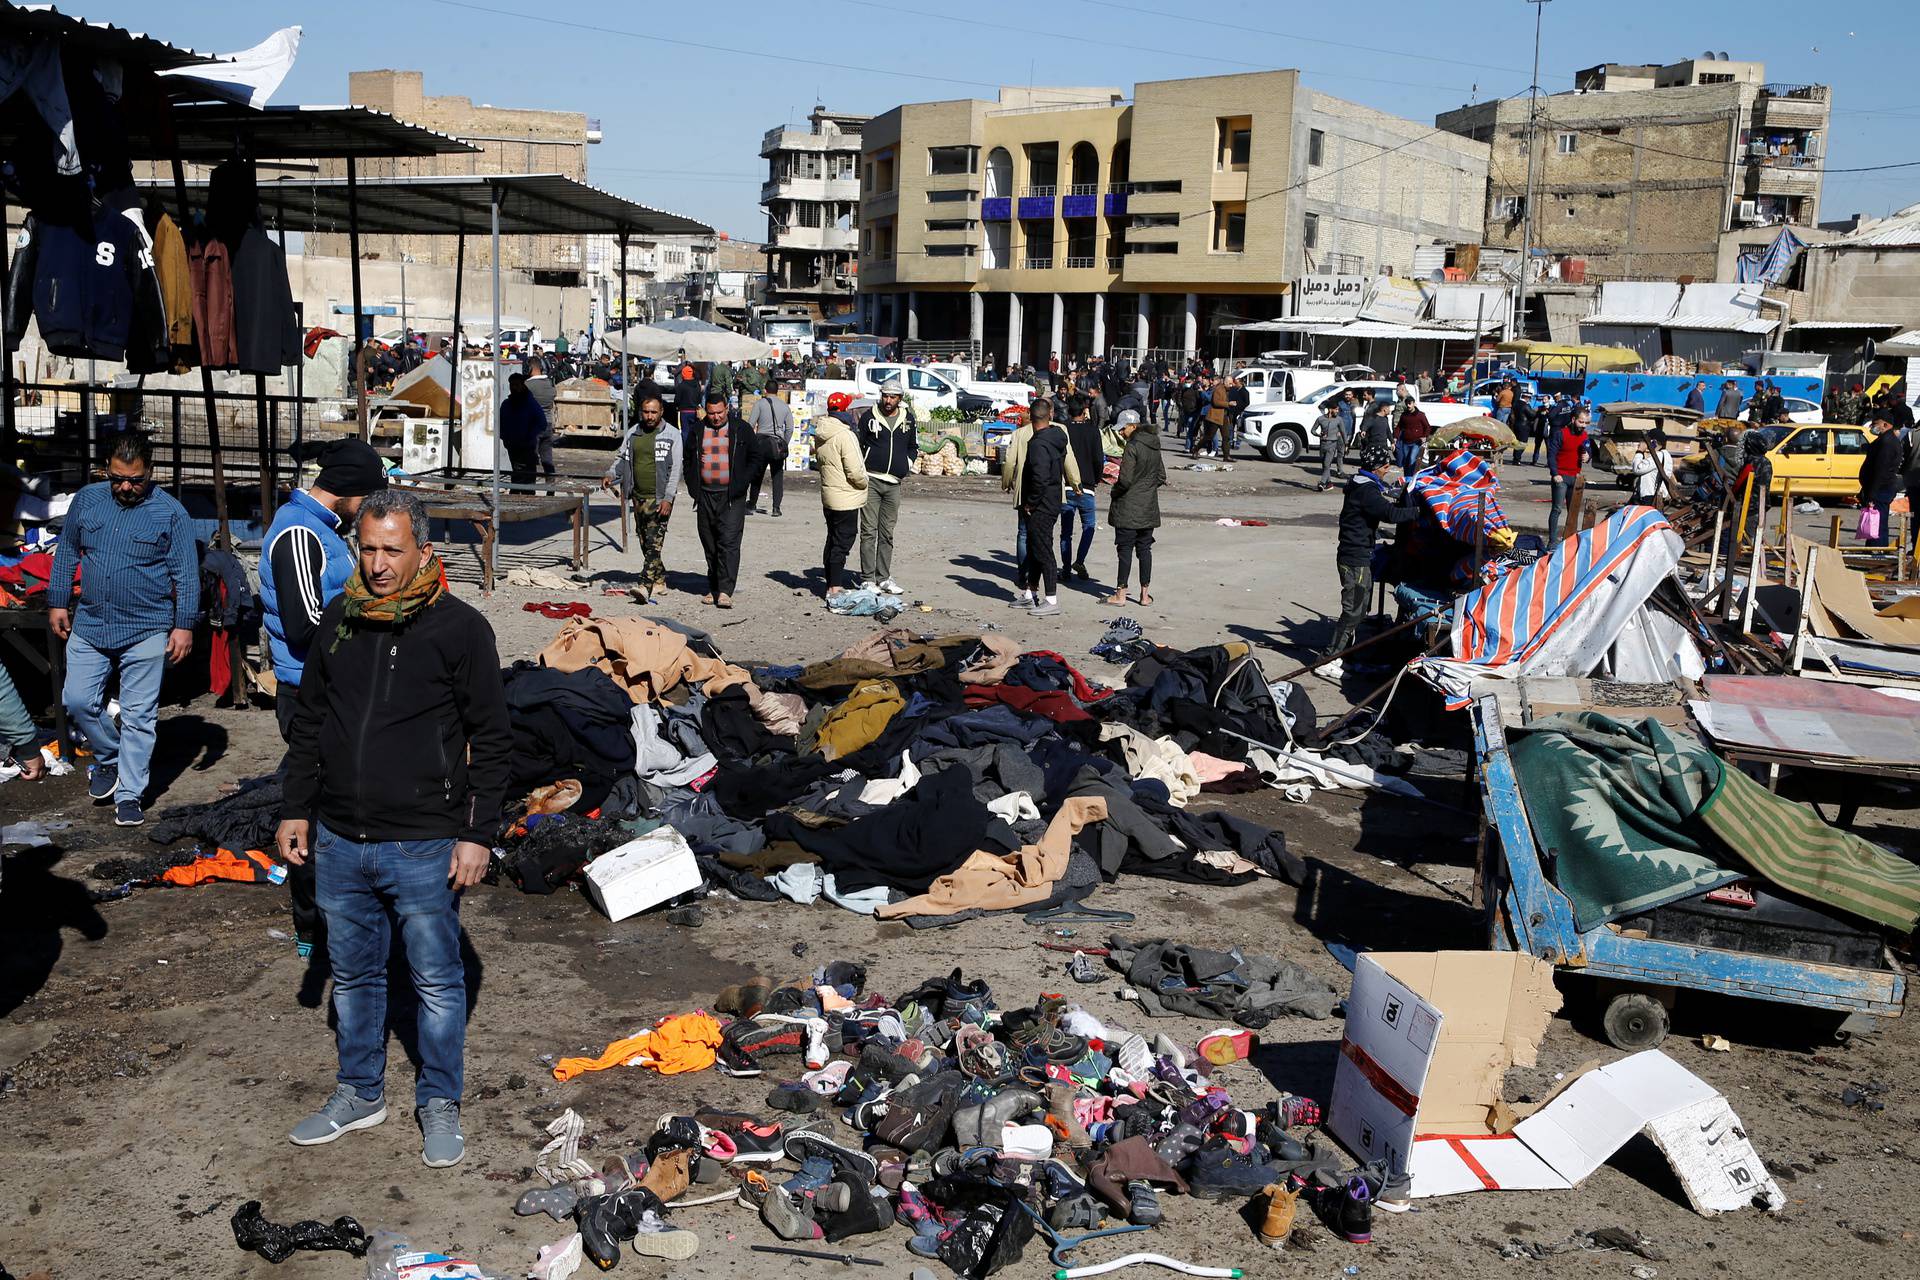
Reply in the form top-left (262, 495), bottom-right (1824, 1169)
top-left (1602, 992), bottom-right (1670, 1051)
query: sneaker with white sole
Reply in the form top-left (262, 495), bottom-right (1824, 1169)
top-left (289, 1083), bottom-right (387, 1146)
top-left (419, 1097), bottom-right (465, 1167)
top-left (879, 578), bottom-right (904, 594)
top-left (1028, 599), bottom-right (1062, 617)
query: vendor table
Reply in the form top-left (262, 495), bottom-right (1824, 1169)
top-left (403, 480), bottom-right (595, 593)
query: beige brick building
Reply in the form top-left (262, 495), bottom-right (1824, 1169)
top-left (1436, 58), bottom-right (1829, 290)
top-left (856, 71), bottom-right (1487, 365)
top-left (307, 70), bottom-right (596, 283)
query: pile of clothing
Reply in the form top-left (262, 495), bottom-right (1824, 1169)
top-left (486, 619), bottom-right (1397, 919)
top-left (510, 962), bottom-right (1394, 1275)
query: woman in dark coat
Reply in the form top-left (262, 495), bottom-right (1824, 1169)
top-left (1103, 410), bottom-right (1166, 607)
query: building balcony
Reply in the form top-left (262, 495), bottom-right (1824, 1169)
top-left (762, 176), bottom-right (860, 204)
top-left (981, 197), bottom-right (1012, 221)
top-left (770, 225), bottom-right (857, 253)
top-left (1107, 255), bottom-right (1125, 271)
top-left (1018, 191), bottom-right (1056, 220)
top-left (761, 126), bottom-right (863, 157)
top-left (1748, 162), bottom-right (1821, 196)
top-left (1063, 256), bottom-right (1096, 269)
top-left (1062, 192), bottom-right (1098, 219)
top-left (1023, 256), bottom-right (1053, 270)
top-left (1752, 84), bottom-right (1829, 129)
top-left (1103, 190), bottom-right (1129, 217)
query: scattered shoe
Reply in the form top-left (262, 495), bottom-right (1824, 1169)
top-left (759, 1186), bottom-right (822, 1242)
top-left (1257, 1183), bottom-right (1298, 1250)
top-left (288, 1084), bottom-right (387, 1146)
top-left (1186, 1142), bottom-right (1281, 1201)
top-left (113, 799), bottom-right (144, 827)
top-left (1124, 1180), bottom-right (1162, 1226)
top-left (879, 578), bottom-right (903, 594)
top-left (419, 1097), bottom-right (465, 1168)
top-left (530, 1232), bottom-right (585, 1280)
top-left (516, 1185), bottom-right (581, 1222)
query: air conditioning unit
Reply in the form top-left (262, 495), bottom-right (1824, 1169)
top-left (1747, 141), bottom-right (1767, 159)
top-left (1738, 199), bottom-right (1758, 222)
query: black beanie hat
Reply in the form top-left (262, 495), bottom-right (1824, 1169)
top-left (314, 439), bottom-right (389, 498)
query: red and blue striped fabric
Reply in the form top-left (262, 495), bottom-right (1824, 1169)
top-left (1418, 505), bottom-right (1676, 706)
top-left (1407, 447), bottom-right (1511, 542)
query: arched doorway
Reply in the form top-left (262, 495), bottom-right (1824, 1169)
top-left (985, 147), bottom-right (1012, 199)
top-left (1069, 142), bottom-right (1100, 194)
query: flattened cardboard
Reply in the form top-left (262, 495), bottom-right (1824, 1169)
top-left (1410, 1051), bottom-right (1784, 1216)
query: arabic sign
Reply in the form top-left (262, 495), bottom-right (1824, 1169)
top-left (1296, 274), bottom-right (1369, 319)
top-left (1361, 276), bottom-right (1427, 325)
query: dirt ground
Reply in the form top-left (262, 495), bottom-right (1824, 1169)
top-left (2, 447), bottom-right (1915, 1280)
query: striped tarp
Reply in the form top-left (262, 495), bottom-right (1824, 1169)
top-left (1701, 763), bottom-right (1920, 932)
top-left (1413, 505), bottom-right (1681, 708)
top-left (1407, 447), bottom-right (1510, 542)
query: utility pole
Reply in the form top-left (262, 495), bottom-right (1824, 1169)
top-left (1515, 0), bottom-right (1551, 343)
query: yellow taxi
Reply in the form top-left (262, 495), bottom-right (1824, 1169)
top-left (1750, 423), bottom-right (1870, 497)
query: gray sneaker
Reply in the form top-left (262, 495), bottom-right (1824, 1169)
top-left (1028, 600), bottom-right (1062, 617)
top-left (420, 1097), bottom-right (465, 1168)
top-left (289, 1083), bottom-right (387, 1146)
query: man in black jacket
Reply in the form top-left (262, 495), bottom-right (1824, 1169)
top-left (1021, 407), bottom-right (1075, 617)
top-left (857, 378), bottom-right (917, 593)
top-left (1322, 442), bottom-right (1421, 671)
top-left (1059, 402), bottom-right (1105, 580)
top-left (276, 488), bottom-right (511, 1170)
top-left (682, 388), bottom-right (764, 608)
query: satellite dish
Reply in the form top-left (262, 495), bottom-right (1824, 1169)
top-left (1717, 51), bottom-right (1729, 60)
top-left (1428, 269), bottom-right (1447, 283)
top-left (1701, 50), bottom-right (1714, 60)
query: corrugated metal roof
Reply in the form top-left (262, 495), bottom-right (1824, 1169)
top-left (139, 173), bottom-right (712, 237)
top-left (0, 2), bottom-right (221, 70)
top-left (1580, 314), bottom-right (1777, 334)
top-left (1831, 202), bottom-right (1920, 248)
top-left (1579, 315), bottom-right (1669, 327)
top-left (159, 104), bottom-right (477, 160)
top-left (1788, 319), bottom-right (1900, 330)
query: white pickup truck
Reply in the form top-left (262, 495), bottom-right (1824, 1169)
top-left (924, 363), bottom-right (1036, 413)
top-left (804, 361), bottom-right (1028, 417)
top-left (1239, 380), bottom-right (1484, 464)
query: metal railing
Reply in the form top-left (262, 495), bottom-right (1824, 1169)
top-left (1022, 184), bottom-right (1057, 198)
top-left (1022, 256), bottom-right (1054, 270)
top-left (1758, 83), bottom-right (1828, 102)
top-left (1106, 181), bottom-right (1131, 194)
top-left (1107, 256), bottom-right (1126, 270)
top-left (1066, 183), bottom-right (1099, 196)
top-left (1064, 256), bottom-right (1096, 269)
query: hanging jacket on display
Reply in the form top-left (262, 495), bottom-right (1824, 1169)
top-left (148, 210), bottom-right (195, 367)
top-left (28, 196), bottom-right (146, 362)
top-left (102, 188), bottom-right (169, 374)
top-left (231, 225), bottom-right (301, 374)
top-left (188, 232), bottom-right (238, 369)
top-left (3, 214), bottom-right (38, 351)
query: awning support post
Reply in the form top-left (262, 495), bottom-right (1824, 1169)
top-left (347, 156), bottom-right (368, 440)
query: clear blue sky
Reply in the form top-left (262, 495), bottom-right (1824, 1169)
top-left (80, 0), bottom-right (1920, 238)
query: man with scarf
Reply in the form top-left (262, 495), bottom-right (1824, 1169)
top-left (276, 489), bottom-right (511, 1170)
top-left (857, 377), bottom-right (917, 593)
top-left (260, 436), bottom-right (388, 959)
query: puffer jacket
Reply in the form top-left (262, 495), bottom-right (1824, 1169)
top-left (1000, 424), bottom-right (1082, 508)
top-left (813, 413), bottom-right (870, 511)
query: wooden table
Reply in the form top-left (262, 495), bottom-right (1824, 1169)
top-left (405, 480), bottom-right (595, 592)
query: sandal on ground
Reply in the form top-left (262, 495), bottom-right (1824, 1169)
top-left (700, 594), bottom-right (715, 605)
top-left (1102, 591), bottom-right (1128, 607)
top-left (1139, 591), bottom-right (1153, 606)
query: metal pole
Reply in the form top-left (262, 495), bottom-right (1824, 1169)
top-left (489, 182), bottom-right (503, 593)
top-left (1, 190), bottom-right (15, 472)
top-left (255, 374), bottom-right (273, 523)
top-left (1514, 0), bottom-right (1552, 343)
top-left (347, 156), bottom-right (368, 440)
top-left (618, 229), bottom-right (630, 485)
top-left (450, 229), bottom-right (465, 472)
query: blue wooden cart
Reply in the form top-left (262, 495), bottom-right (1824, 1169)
top-left (1471, 695), bottom-right (1906, 1049)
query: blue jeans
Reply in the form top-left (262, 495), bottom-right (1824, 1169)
top-left (63, 629), bottom-right (166, 804)
top-left (1546, 475), bottom-right (1574, 545)
top-left (1015, 511), bottom-right (1027, 565)
top-left (316, 823), bottom-right (466, 1107)
top-left (1395, 442), bottom-right (1423, 474)
top-left (1059, 491), bottom-right (1097, 567)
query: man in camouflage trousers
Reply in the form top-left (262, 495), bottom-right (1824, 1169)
top-left (602, 395), bottom-right (683, 602)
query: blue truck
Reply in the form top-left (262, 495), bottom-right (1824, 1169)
top-left (1472, 371), bottom-right (1826, 416)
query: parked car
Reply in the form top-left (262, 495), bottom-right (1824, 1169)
top-left (1740, 395), bottom-right (1823, 425)
top-left (804, 362), bottom-right (994, 417)
top-left (1750, 423), bottom-right (1871, 497)
top-left (1238, 381), bottom-right (1483, 464)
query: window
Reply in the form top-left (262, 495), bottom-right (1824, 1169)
top-left (1213, 201), bottom-right (1247, 253)
top-left (1600, 126), bottom-right (1622, 136)
top-left (1216, 116), bottom-right (1252, 170)
top-left (909, 370), bottom-right (952, 393)
top-left (1493, 194), bottom-right (1526, 219)
top-left (1781, 429), bottom-right (1827, 456)
top-left (1302, 211), bottom-right (1319, 249)
top-left (1132, 212), bottom-right (1179, 228)
top-left (1564, 205), bottom-right (1577, 219)
top-left (1556, 132), bottom-right (1577, 154)
top-left (1699, 72), bottom-right (1734, 85)
top-left (1126, 242), bottom-right (1177, 255)
top-left (926, 188), bottom-right (973, 204)
top-left (1832, 429), bottom-right (1869, 455)
top-left (925, 218), bottom-right (977, 232)
top-left (1308, 128), bottom-right (1326, 166)
top-left (928, 145), bottom-right (977, 176)
top-left (925, 244), bottom-right (975, 258)
top-left (1128, 179), bottom-right (1183, 195)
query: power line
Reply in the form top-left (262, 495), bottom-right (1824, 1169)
top-left (416, 0), bottom-right (1000, 90)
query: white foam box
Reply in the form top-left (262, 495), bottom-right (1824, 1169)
top-left (582, 825), bottom-right (702, 922)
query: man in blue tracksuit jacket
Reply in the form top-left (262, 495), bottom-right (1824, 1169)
top-left (259, 438), bottom-right (388, 956)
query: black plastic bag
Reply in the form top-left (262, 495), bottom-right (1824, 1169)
top-left (231, 1200), bottom-right (370, 1264)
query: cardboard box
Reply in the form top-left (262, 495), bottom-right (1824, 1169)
top-left (1326, 952), bottom-right (1783, 1216)
top-left (583, 826), bottom-right (702, 922)
top-left (1326, 952), bottom-right (1560, 1180)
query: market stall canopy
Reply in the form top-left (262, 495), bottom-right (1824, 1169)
top-left (0, 1), bottom-right (217, 70)
top-left (1430, 416), bottom-right (1518, 450)
top-left (135, 173), bottom-right (710, 237)
top-left (611, 323), bottom-right (772, 363)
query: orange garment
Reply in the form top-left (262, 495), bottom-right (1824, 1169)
top-left (539, 616), bottom-right (752, 704)
top-left (551, 1011), bottom-right (723, 1082)
top-left (159, 847), bottom-right (284, 887)
top-left (877, 795), bottom-right (1108, 919)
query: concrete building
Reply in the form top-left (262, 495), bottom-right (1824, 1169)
top-left (1437, 56), bottom-right (1829, 307)
top-left (1769, 203), bottom-right (1920, 379)
top-left (309, 69), bottom-right (599, 284)
top-left (856, 71), bottom-right (1488, 366)
top-left (586, 233), bottom-right (726, 326)
top-left (760, 107), bottom-right (867, 319)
